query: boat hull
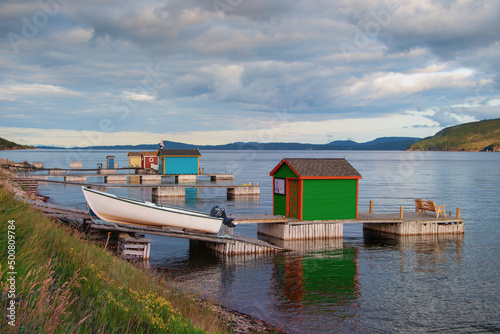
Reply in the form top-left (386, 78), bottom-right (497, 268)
top-left (82, 187), bottom-right (222, 234)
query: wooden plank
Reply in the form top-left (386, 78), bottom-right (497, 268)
top-left (120, 249), bottom-right (146, 256)
top-left (120, 244), bottom-right (147, 250)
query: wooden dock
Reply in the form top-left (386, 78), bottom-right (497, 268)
top-left (11, 177), bottom-right (39, 196)
top-left (31, 178), bottom-right (260, 198)
top-left (359, 211), bottom-right (464, 235)
top-left (243, 210), bottom-right (464, 240)
top-left (25, 199), bottom-right (284, 257)
top-left (24, 195), bottom-right (465, 258)
top-left (86, 220), bottom-right (284, 255)
top-left (23, 199), bottom-right (90, 220)
top-left (27, 167), bottom-right (234, 180)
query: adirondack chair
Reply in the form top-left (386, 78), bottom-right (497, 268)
top-left (427, 201), bottom-right (446, 218)
top-left (415, 198), bottom-right (429, 214)
top-left (415, 199), bottom-right (447, 218)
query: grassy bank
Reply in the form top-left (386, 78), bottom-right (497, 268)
top-left (0, 183), bottom-right (226, 333)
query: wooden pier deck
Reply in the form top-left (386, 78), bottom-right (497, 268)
top-left (26, 167), bottom-right (234, 180)
top-left (243, 211), bottom-right (464, 240)
top-left (23, 199), bottom-right (90, 220)
top-left (29, 178), bottom-right (260, 198)
top-left (88, 221), bottom-right (284, 255)
top-left (25, 199), bottom-right (284, 256)
top-left (234, 211), bottom-right (463, 225)
top-left (24, 195), bottom-right (465, 256)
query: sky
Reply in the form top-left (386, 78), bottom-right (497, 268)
top-left (1, 0), bottom-right (499, 147)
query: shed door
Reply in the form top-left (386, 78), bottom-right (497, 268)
top-left (286, 178), bottom-right (300, 219)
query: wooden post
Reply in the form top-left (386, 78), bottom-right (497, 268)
top-left (399, 206), bottom-right (404, 219)
top-left (369, 200), bottom-right (373, 214)
top-left (456, 207), bottom-right (461, 218)
top-left (104, 232), bottom-right (111, 250)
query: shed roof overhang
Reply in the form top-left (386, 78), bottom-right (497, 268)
top-left (157, 149), bottom-right (201, 157)
top-left (270, 158), bottom-right (362, 179)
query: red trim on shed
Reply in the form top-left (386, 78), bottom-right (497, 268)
top-left (356, 179), bottom-right (359, 219)
top-left (300, 176), bottom-right (362, 180)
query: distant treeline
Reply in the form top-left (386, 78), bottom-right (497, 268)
top-left (38, 137), bottom-right (421, 151)
top-left (408, 118), bottom-right (500, 152)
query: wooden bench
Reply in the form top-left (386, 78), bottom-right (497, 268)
top-left (415, 199), bottom-right (447, 218)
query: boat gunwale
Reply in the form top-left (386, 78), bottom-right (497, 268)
top-left (82, 186), bottom-right (223, 221)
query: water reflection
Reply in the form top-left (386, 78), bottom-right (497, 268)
top-left (363, 229), bottom-right (464, 274)
top-left (271, 248), bottom-right (361, 325)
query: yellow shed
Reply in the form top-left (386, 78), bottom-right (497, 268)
top-left (127, 152), bottom-right (141, 168)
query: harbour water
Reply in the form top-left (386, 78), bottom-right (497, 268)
top-left (2, 149), bottom-right (500, 333)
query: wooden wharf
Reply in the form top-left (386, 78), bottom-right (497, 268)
top-left (251, 209), bottom-right (464, 240)
top-left (88, 221), bottom-right (284, 255)
top-left (11, 177), bottom-right (39, 196)
top-left (25, 199), bottom-right (285, 257)
top-left (23, 199), bottom-right (91, 220)
top-left (30, 178), bottom-right (260, 198)
top-left (23, 195), bottom-right (464, 259)
top-left (26, 167), bottom-right (234, 181)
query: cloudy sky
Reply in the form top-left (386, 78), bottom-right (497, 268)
top-left (1, 0), bottom-right (499, 147)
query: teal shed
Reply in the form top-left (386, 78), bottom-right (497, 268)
top-left (270, 158), bottom-right (362, 221)
top-left (157, 149), bottom-right (201, 175)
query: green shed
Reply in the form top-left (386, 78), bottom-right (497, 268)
top-left (270, 158), bottom-right (362, 221)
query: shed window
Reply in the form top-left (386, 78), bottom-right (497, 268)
top-left (274, 178), bottom-right (285, 195)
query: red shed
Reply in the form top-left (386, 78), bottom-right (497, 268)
top-left (141, 151), bottom-right (159, 170)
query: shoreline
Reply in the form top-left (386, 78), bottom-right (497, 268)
top-left (0, 163), bottom-right (285, 334)
top-left (193, 296), bottom-right (285, 334)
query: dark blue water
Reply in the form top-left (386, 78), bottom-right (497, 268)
top-left (2, 149), bottom-right (500, 333)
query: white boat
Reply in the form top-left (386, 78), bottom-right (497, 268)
top-left (81, 186), bottom-right (230, 234)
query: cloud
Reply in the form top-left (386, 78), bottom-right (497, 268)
top-left (0, 112), bottom-right (438, 148)
top-left (0, 84), bottom-right (80, 101)
top-left (340, 67), bottom-right (480, 102)
top-left (345, 0), bottom-right (500, 57)
top-left (0, 0), bottom-right (498, 146)
top-left (122, 91), bottom-right (155, 102)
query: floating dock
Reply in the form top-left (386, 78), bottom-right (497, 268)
top-left (25, 199), bottom-right (284, 257)
top-left (251, 210), bottom-right (463, 240)
top-left (23, 188), bottom-right (464, 259)
top-left (11, 177), bottom-right (39, 197)
top-left (26, 166), bottom-right (234, 180)
top-left (24, 177), bottom-right (259, 198)
top-left (235, 202), bottom-right (464, 240)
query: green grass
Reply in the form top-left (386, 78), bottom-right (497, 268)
top-left (0, 184), bottom-right (226, 333)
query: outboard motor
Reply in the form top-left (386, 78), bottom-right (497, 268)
top-left (210, 206), bottom-right (237, 228)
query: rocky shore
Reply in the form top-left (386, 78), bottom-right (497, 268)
top-left (201, 298), bottom-right (285, 334)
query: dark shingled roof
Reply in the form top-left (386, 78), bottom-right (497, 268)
top-left (158, 149), bottom-right (201, 157)
top-left (127, 152), bottom-right (141, 157)
top-left (284, 158), bottom-right (361, 177)
top-left (141, 151), bottom-right (157, 156)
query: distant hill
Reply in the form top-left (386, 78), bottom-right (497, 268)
top-left (408, 118), bottom-right (500, 152)
top-left (326, 137), bottom-right (421, 150)
top-left (0, 137), bottom-right (35, 150)
top-left (36, 137), bottom-right (421, 151)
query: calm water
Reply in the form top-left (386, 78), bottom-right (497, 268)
top-left (2, 149), bottom-right (500, 333)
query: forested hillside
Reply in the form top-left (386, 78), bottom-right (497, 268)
top-left (0, 137), bottom-right (34, 150)
top-left (408, 118), bottom-right (500, 151)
